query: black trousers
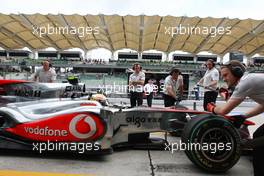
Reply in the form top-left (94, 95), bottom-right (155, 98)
top-left (164, 94), bottom-right (176, 107)
top-left (203, 91), bottom-right (218, 111)
top-left (253, 123), bottom-right (264, 176)
top-left (130, 92), bottom-right (143, 107)
top-left (146, 92), bottom-right (153, 107)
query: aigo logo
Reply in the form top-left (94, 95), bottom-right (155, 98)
top-left (69, 114), bottom-right (96, 139)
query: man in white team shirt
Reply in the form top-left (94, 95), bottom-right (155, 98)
top-left (144, 79), bottom-right (157, 107)
top-left (128, 63), bottom-right (149, 143)
top-left (129, 63), bottom-right (145, 107)
top-left (197, 59), bottom-right (219, 110)
top-left (206, 60), bottom-right (264, 176)
top-left (34, 60), bottom-right (56, 83)
top-left (163, 67), bottom-right (184, 107)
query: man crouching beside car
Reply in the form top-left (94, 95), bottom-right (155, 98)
top-left (206, 60), bottom-right (264, 176)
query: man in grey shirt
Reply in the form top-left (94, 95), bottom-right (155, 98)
top-left (207, 60), bottom-right (264, 176)
top-left (34, 60), bottom-right (56, 83)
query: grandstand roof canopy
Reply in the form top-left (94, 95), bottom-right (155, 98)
top-left (0, 13), bottom-right (264, 56)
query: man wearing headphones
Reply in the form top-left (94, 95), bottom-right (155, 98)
top-left (129, 63), bottom-right (145, 107)
top-left (163, 67), bottom-right (184, 107)
top-left (197, 59), bottom-right (219, 110)
top-left (34, 60), bottom-right (56, 83)
top-left (207, 60), bottom-right (264, 176)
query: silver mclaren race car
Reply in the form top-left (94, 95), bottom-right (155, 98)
top-left (0, 79), bottom-right (255, 173)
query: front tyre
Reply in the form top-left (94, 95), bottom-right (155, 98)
top-left (181, 114), bottom-right (241, 173)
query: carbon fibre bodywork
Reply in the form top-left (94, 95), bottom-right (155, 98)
top-left (0, 80), bottom-right (86, 105)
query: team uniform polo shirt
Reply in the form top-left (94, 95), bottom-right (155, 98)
top-left (202, 67), bottom-right (219, 92)
top-left (129, 71), bottom-right (145, 92)
top-left (163, 75), bottom-right (183, 95)
top-left (231, 73), bottom-right (264, 104)
top-left (35, 68), bottom-right (57, 83)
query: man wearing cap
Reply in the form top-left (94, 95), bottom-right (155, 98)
top-left (163, 67), bottom-right (184, 107)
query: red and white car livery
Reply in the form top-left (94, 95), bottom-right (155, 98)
top-left (0, 80), bottom-right (256, 173)
top-left (0, 100), bottom-right (111, 151)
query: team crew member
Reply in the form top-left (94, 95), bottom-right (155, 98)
top-left (163, 67), bottom-right (184, 107)
top-left (129, 63), bottom-right (145, 107)
top-left (144, 79), bottom-right (156, 107)
top-left (128, 63), bottom-right (149, 143)
top-left (207, 60), bottom-right (264, 176)
top-left (34, 60), bottom-right (56, 83)
top-left (197, 59), bottom-right (219, 110)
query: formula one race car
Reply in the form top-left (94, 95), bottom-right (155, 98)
top-left (0, 96), bottom-right (255, 173)
top-left (0, 79), bottom-right (86, 105)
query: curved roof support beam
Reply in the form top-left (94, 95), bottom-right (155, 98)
top-left (143, 31), bottom-right (166, 37)
top-left (121, 16), bottom-right (127, 48)
top-left (232, 24), bottom-right (252, 33)
top-left (138, 15), bottom-right (144, 53)
top-left (19, 14), bottom-right (60, 50)
top-left (144, 40), bottom-right (171, 46)
top-left (0, 20), bottom-right (17, 27)
top-left (193, 18), bottom-right (226, 54)
top-left (248, 43), bottom-right (264, 57)
top-left (221, 21), bottom-right (264, 55)
top-left (0, 41), bottom-right (9, 50)
top-left (83, 38), bottom-right (108, 43)
top-left (153, 17), bottom-right (163, 49)
top-left (98, 14), bottom-right (114, 52)
top-left (179, 18), bottom-right (202, 51)
top-left (108, 30), bottom-right (139, 38)
top-left (214, 42), bottom-right (228, 48)
top-left (58, 14), bottom-right (87, 51)
top-left (114, 46), bottom-right (139, 52)
top-left (82, 16), bottom-right (100, 48)
top-left (112, 39), bottom-right (138, 45)
top-left (0, 27), bottom-right (34, 50)
top-left (207, 20), bottom-right (241, 53)
top-left (166, 16), bottom-right (186, 52)
top-left (45, 15), bottom-right (74, 48)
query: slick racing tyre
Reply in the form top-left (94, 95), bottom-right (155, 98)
top-left (181, 114), bottom-right (241, 173)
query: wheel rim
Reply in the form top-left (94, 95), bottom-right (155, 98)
top-left (196, 127), bottom-right (235, 163)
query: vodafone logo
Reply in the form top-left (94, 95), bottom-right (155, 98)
top-left (69, 114), bottom-right (97, 139)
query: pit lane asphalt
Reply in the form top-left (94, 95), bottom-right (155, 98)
top-left (0, 100), bottom-right (260, 176)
